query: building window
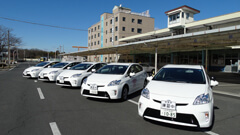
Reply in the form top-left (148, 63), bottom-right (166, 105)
top-left (169, 13), bottom-right (180, 24)
top-left (95, 27), bottom-right (96, 31)
top-left (110, 20), bottom-right (112, 24)
top-left (182, 12), bottom-right (184, 18)
top-left (115, 36), bottom-right (118, 41)
top-left (98, 41), bottom-right (100, 45)
top-left (132, 19), bottom-right (135, 23)
top-left (94, 42), bottom-right (96, 45)
top-left (98, 25), bottom-right (100, 29)
top-left (94, 34), bottom-right (96, 38)
top-left (110, 37), bottom-right (112, 42)
top-left (122, 27), bottom-right (125, 31)
top-left (122, 17), bottom-right (126, 21)
top-left (115, 26), bottom-right (118, 31)
top-left (131, 28), bottom-right (135, 32)
top-left (106, 22), bottom-right (108, 26)
top-left (110, 28), bottom-right (112, 33)
top-left (106, 30), bottom-right (107, 34)
top-left (137, 19), bottom-right (142, 24)
top-left (115, 17), bottom-right (118, 22)
top-left (91, 28), bottom-right (93, 32)
top-left (137, 28), bottom-right (142, 33)
top-left (98, 33), bottom-right (100, 37)
top-left (91, 42), bottom-right (93, 46)
top-left (89, 36), bottom-right (90, 40)
top-left (186, 13), bottom-right (190, 20)
top-left (91, 35), bottom-right (93, 39)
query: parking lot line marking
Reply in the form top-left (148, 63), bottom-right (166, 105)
top-left (34, 80), bottom-right (37, 83)
top-left (37, 88), bottom-right (45, 99)
top-left (213, 91), bottom-right (240, 98)
top-left (128, 99), bottom-right (138, 105)
top-left (205, 131), bottom-right (219, 135)
top-left (49, 122), bottom-right (61, 135)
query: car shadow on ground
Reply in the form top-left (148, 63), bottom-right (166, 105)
top-left (61, 86), bottom-right (81, 90)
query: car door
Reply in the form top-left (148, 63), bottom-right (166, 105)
top-left (126, 65), bottom-right (138, 93)
top-left (134, 65), bottom-right (146, 90)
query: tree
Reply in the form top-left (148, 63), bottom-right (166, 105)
top-left (0, 25), bottom-right (22, 61)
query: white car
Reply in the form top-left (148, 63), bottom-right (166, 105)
top-left (81, 63), bottom-right (148, 100)
top-left (138, 64), bottom-right (219, 128)
top-left (22, 61), bottom-right (59, 78)
top-left (38, 61), bottom-right (80, 81)
top-left (56, 62), bottom-right (106, 87)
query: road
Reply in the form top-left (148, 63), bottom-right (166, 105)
top-left (0, 62), bottom-right (239, 135)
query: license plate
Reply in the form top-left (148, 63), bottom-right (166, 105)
top-left (160, 100), bottom-right (176, 118)
top-left (160, 109), bottom-right (177, 118)
top-left (90, 84), bottom-right (98, 94)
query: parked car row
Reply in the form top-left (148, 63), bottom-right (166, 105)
top-left (22, 61), bottom-right (219, 129)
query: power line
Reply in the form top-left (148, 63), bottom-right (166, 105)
top-left (0, 16), bottom-right (88, 31)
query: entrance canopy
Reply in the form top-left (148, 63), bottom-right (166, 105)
top-left (63, 25), bottom-right (240, 57)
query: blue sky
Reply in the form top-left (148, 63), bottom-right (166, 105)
top-left (0, 0), bottom-right (239, 53)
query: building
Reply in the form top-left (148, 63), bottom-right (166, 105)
top-left (87, 5), bottom-right (155, 62)
top-left (64, 5), bottom-right (240, 72)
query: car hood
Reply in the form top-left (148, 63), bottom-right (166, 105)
top-left (40, 68), bottom-right (62, 73)
top-left (87, 73), bottom-right (123, 85)
top-left (25, 66), bottom-right (43, 71)
top-left (147, 80), bottom-right (207, 99)
top-left (58, 70), bottom-right (86, 77)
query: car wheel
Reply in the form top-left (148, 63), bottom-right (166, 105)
top-left (121, 86), bottom-right (128, 101)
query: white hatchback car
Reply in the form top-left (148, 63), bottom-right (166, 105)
top-left (56, 62), bottom-right (106, 87)
top-left (38, 61), bottom-right (80, 81)
top-left (138, 64), bottom-right (218, 128)
top-left (81, 63), bottom-right (148, 100)
top-left (23, 61), bottom-right (59, 78)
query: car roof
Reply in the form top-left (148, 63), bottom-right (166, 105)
top-left (163, 64), bottom-right (202, 69)
top-left (107, 63), bottom-right (139, 66)
top-left (81, 62), bottom-right (105, 64)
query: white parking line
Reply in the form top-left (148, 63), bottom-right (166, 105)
top-left (37, 88), bottom-right (45, 99)
top-left (205, 131), bottom-right (219, 135)
top-left (128, 99), bottom-right (138, 105)
top-left (49, 122), bottom-right (61, 135)
top-left (127, 99), bottom-right (219, 135)
top-left (34, 80), bottom-right (37, 83)
top-left (213, 91), bottom-right (240, 98)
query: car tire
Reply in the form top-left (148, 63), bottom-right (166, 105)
top-left (121, 86), bottom-right (128, 101)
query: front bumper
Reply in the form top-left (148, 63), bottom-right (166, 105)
top-left (56, 77), bottom-right (82, 87)
top-left (38, 73), bottom-right (58, 81)
top-left (22, 71), bottom-right (39, 78)
top-left (138, 96), bottom-right (213, 128)
top-left (81, 83), bottom-right (124, 99)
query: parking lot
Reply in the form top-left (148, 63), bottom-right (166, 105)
top-left (0, 62), bottom-right (240, 135)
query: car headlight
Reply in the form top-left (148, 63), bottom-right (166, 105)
top-left (71, 74), bottom-right (82, 78)
top-left (31, 69), bottom-right (39, 72)
top-left (83, 78), bottom-right (87, 84)
top-left (108, 80), bottom-right (121, 86)
top-left (141, 88), bottom-right (150, 99)
top-left (193, 93), bottom-right (210, 105)
top-left (49, 71), bottom-right (58, 74)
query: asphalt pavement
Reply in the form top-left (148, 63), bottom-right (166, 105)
top-left (0, 62), bottom-right (239, 135)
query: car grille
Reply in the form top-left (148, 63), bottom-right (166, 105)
top-left (56, 80), bottom-right (71, 86)
top-left (82, 89), bottom-right (110, 98)
top-left (144, 108), bottom-right (199, 126)
top-left (153, 99), bottom-right (188, 106)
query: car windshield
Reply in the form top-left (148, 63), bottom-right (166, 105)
top-left (51, 63), bottom-right (69, 68)
top-left (70, 63), bottom-right (92, 70)
top-left (153, 68), bottom-right (206, 84)
top-left (35, 62), bottom-right (49, 67)
top-left (96, 65), bottom-right (128, 75)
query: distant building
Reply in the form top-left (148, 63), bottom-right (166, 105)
top-left (88, 5), bottom-right (155, 62)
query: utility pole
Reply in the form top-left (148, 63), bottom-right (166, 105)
top-left (7, 30), bottom-right (10, 67)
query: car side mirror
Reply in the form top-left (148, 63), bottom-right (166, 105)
top-left (48, 66), bottom-right (51, 68)
top-left (147, 76), bottom-right (153, 81)
top-left (129, 72), bottom-right (135, 77)
top-left (210, 80), bottom-right (219, 87)
top-left (91, 69), bottom-right (96, 73)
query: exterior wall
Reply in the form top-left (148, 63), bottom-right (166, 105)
top-left (87, 6), bottom-right (155, 62)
